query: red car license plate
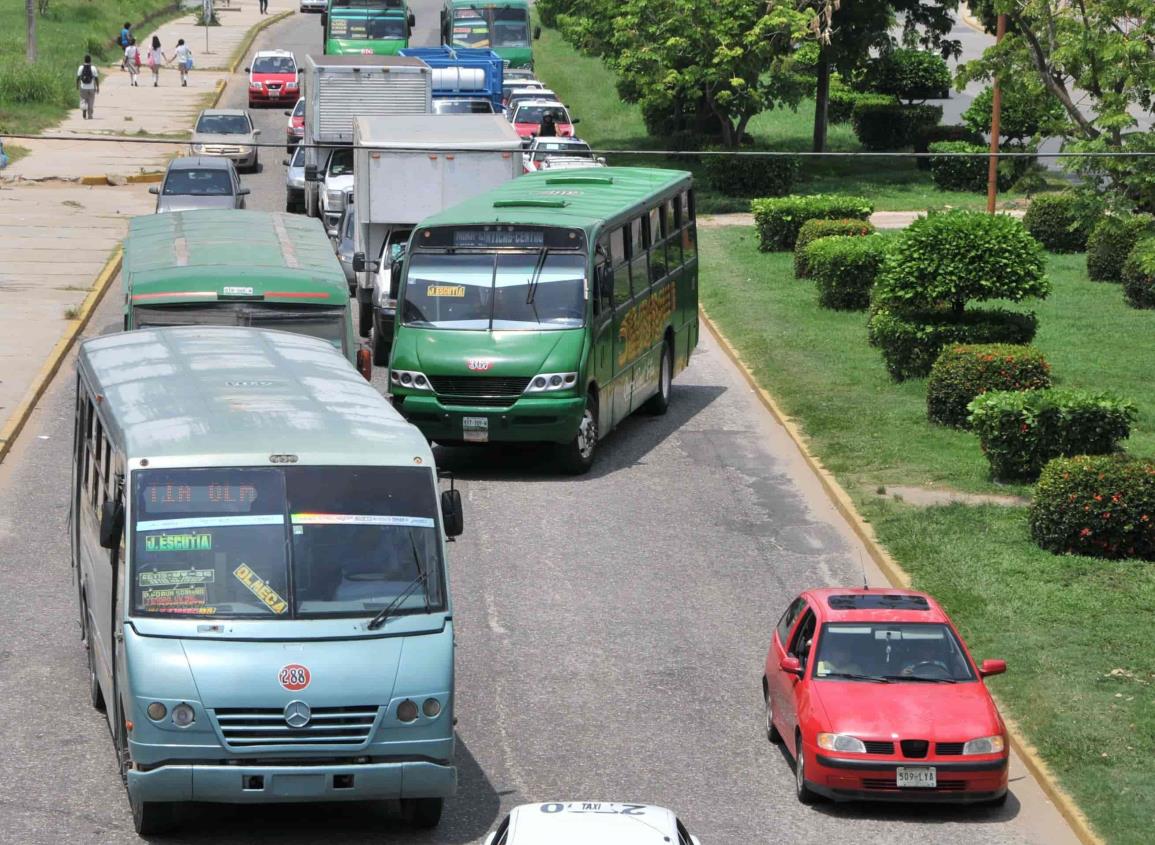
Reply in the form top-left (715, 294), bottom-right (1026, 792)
top-left (896, 767), bottom-right (937, 788)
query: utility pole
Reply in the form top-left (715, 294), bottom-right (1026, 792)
top-left (25, 0), bottom-right (37, 63)
top-left (985, 13), bottom-right (1007, 213)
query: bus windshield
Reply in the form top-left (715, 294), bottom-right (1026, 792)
top-left (132, 304), bottom-right (347, 352)
top-left (329, 13), bottom-right (406, 40)
top-left (131, 466), bottom-right (445, 620)
top-left (450, 7), bottom-right (528, 48)
top-left (402, 250), bottom-right (586, 330)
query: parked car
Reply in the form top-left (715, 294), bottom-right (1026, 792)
top-left (333, 196), bottom-right (357, 291)
top-left (283, 144), bottom-right (305, 213)
top-left (285, 97), bottom-right (304, 151)
top-left (432, 98), bottom-right (496, 114)
top-left (190, 109), bottom-right (261, 172)
top-left (764, 588), bottom-right (1010, 806)
top-left (510, 101), bottom-right (576, 140)
top-left (299, 0), bottom-right (326, 11)
top-left (247, 49), bottom-right (300, 108)
top-left (484, 803), bottom-right (702, 845)
top-left (150, 156), bottom-right (248, 213)
top-left (522, 136), bottom-right (604, 172)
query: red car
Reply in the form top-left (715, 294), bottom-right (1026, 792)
top-left (763, 588), bottom-right (1009, 805)
top-left (285, 97), bottom-right (304, 152)
top-left (247, 50), bottom-right (299, 108)
top-left (510, 101), bottom-right (576, 141)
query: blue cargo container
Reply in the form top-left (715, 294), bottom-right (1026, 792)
top-left (398, 46), bottom-right (504, 112)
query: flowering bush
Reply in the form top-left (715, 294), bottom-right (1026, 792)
top-left (926, 344), bottom-right (1052, 428)
top-left (793, 218), bottom-right (875, 278)
top-left (751, 194), bottom-right (874, 251)
top-left (968, 389), bottom-right (1137, 482)
top-left (1029, 455), bottom-right (1155, 561)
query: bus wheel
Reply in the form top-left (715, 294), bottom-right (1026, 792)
top-left (402, 797), bottom-right (443, 829)
top-left (558, 396), bottom-right (598, 475)
top-left (359, 299), bottom-right (373, 339)
top-left (643, 338), bottom-right (672, 416)
top-left (85, 626), bottom-right (105, 711)
top-left (131, 794), bottom-right (177, 836)
top-left (372, 320), bottom-right (390, 367)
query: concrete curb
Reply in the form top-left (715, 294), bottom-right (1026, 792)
top-left (228, 10), bottom-right (294, 74)
top-left (0, 248), bottom-right (122, 467)
top-left (209, 78), bottom-right (228, 109)
top-left (79, 172), bottom-right (165, 186)
top-left (698, 306), bottom-right (1104, 845)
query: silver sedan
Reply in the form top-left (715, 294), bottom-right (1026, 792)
top-left (189, 109), bottom-right (261, 173)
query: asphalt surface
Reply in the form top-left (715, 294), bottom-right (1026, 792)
top-left (0, 8), bottom-right (1081, 845)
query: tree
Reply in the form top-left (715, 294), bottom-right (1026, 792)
top-left (959, 0), bottom-right (1155, 208)
top-left (25, 0), bottom-right (36, 62)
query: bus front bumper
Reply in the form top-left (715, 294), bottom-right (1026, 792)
top-left (393, 394), bottom-right (584, 445)
top-left (127, 759), bottom-right (456, 804)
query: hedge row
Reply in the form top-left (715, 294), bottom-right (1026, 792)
top-left (927, 141), bottom-right (1026, 193)
top-left (793, 218), bottom-right (875, 278)
top-left (852, 102), bottom-right (943, 151)
top-left (751, 194), bottom-right (874, 251)
top-left (806, 236), bottom-right (890, 311)
top-left (927, 344), bottom-right (1052, 428)
top-left (703, 151), bottom-right (798, 198)
top-left (968, 389), bottom-right (1137, 481)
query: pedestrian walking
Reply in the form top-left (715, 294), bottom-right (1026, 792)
top-left (118, 22), bottom-right (132, 69)
top-left (76, 55), bottom-right (100, 119)
top-left (173, 39), bottom-right (193, 87)
top-left (259, 0), bottom-right (268, 13)
top-left (147, 36), bottom-right (169, 87)
top-left (124, 38), bottom-right (141, 87)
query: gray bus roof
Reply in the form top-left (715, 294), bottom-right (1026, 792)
top-left (354, 114), bottom-right (522, 149)
top-left (77, 327), bottom-right (429, 466)
top-left (305, 54), bottom-right (429, 70)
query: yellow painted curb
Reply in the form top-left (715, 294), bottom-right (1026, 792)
top-left (698, 306), bottom-right (1104, 845)
top-left (0, 247), bottom-right (122, 467)
top-left (228, 10), bottom-right (294, 75)
top-left (209, 78), bottom-right (228, 109)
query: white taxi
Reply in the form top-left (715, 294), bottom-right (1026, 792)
top-left (484, 802), bottom-right (702, 845)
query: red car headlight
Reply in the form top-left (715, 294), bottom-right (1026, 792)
top-left (817, 733), bottom-right (867, 754)
top-left (962, 735), bottom-right (1005, 755)
top-left (249, 82), bottom-right (263, 90)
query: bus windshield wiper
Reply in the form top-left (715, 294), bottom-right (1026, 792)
top-left (524, 248), bottom-right (548, 316)
top-left (820, 671), bottom-right (891, 683)
top-left (408, 529), bottom-right (430, 615)
top-left (366, 570), bottom-right (428, 630)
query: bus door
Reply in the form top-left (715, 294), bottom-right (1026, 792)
top-left (609, 220), bottom-right (644, 427)
top-left (591, 235), bottom-right (615, 432)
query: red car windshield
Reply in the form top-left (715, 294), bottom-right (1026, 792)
top-left (514, 106), bottom-right (569, 125)
top-left (813, 622), bottom-right (976, 682)
top-left (252, 56), bottom-right (296, 75)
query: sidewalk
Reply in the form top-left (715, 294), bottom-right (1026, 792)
top-left (0, 0), bottom-right (295, 460)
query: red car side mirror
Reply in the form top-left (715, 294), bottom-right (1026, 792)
top-left (780, 656), bottom-right (803, 676)
top-left (979, 659), bottom-right (1006, 677)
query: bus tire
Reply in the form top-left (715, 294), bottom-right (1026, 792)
top-left (82, 601), bottom-right (105, 712)
top-left (131, 795), bottom-right (177, 835)
top-left (358, 299), bottom-right (373, 339)
top-left (372, 318), bottom-right (390, 366)
top-left (642, 338), bottom-right (672, 416)
top-left (558, 395), bottom-right (598, 475)
top-left (403, 796), bottom-right (443, 829)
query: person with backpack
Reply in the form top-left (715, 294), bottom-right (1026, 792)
top-left (118, 22), bottom-right (132, 70)
top-left (76, 55), bottom-right (100, 120)
top-left (147, 36), bottom-right (169, 88)
top-left (173, 39), bottom-right (193, 87)
top-left (124, 37), bottom-right (141, 87)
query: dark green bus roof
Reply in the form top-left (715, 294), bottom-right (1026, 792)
top-left (414, 167), bottom-right (691, 236)
top-left (445, 0), bottom-right (529, 8)
top-left (124, 210), bottom-right (348, 305)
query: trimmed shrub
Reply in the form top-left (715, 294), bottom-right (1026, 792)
top-left (913, 125), bottom-right (982, 171)
top-left (962, 83), bottom-right (1065, 145)
top-left (852, 102), bottom-right (943, 151)
top-left (807, 236), bottom-right (890, 310)
top-left (702, 150), bottom-right (798, 198)
top-left (829, 89), bottom-right (895, 125)
top-left (1022, 192), bottom-right (1102, 253)
top-left (926, 344), bottom-right (1052, 428)
top-left (794, 218), bottom-right (875, 278)
top-left (1121, 237), bottom-right (1155, 309)
top-left (867, 307), bottom-right (1039, 381)
top-left (868, 49), bottom-right (952, 102)
top-left (928, 141), bottom-right (1022, 193)
top-left (875, 210), bottom-right (1050, 313)
top-left (750, 194), bottom-right (875, 252)
top-left (1086, 214), bottom-right (1155, 282)
top-left (1030, 455), bottom-right (1155, 561)
top-left (968, 389), bottom-right (1137, 481)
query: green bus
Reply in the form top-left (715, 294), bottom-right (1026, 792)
top-left (386, 167), bottom-right (699, 473)
top-left (324, 0), bottom-right (415, 56)
top-left (123, 210), bottom-right (369, 377)
top-left (440, 0), bottom-right (537, 70)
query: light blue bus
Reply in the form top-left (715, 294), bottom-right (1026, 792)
top-left (71, 326), bottom-right (462, 834)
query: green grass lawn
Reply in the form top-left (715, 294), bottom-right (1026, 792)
top-left (0, 0), bottom-right (180, 135)
top-left (531, 22), bottom-right (1060, 213)
top-left (699, 224), bottom-right (1155, 844)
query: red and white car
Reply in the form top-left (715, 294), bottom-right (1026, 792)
top-left (510, 100), bottom-right (576, 141)
top-left (247, 49), bottom-right (299, 108)
top-left (764, 588), bottom-right (1010, 806)
top-left (285, 97), bottom-right (304, 151)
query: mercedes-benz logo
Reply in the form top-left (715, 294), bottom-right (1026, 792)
top-left (284, 700), bottom-right (311, 729)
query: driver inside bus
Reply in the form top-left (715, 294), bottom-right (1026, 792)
top-left (332, 524), bottom-right (418, 602)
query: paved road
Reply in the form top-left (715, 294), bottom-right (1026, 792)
top-left (0, 8), bottom-right (1081, 845)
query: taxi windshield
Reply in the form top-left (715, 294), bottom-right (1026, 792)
top-left (814, 623), bottom-right (976, 682)
top-left (130, 466), bottom-right (445, 620)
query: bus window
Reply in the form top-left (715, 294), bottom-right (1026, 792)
top-left (648, 206), bottom-right (667, 282)
top-left (611, 226), bottom-right (631, 308)
top-left (627, 217), bottom-right (646, 295)
top-left (681, 190), bottom-right (698, 265)
top-left (594, 236), bottom-right (612, 315)
top-left (91, 417), bottom-right (104, 508)
top-left (81, 398), bottom-right (93, 495)
top-left (669, 198), bottom-right (684, 266)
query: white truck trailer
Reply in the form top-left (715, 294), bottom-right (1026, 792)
top-left (302, 55), bottom-right (432, 224)
top-left (351, 114), bottom-right (523, 362)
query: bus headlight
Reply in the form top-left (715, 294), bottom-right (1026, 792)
top-left (171, 703), bottom-right (196, 728)
top-left (962, 735), bottom-right (1005, 755)
top-left (390, 369), bottom-right (432, 390)
top-left (396, 699), bottom-right (419, 723)
top-left (422, 697), bottom-right (441, 718)
top-left (146, 702), bottom-right (167, 721)
top-left (525, 372), bottom-right (577, 393)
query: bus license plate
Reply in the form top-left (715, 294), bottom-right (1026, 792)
top-left (896, 767), bottom-right (937, 788)
top-left (463, 416), bottom-right (489, 443)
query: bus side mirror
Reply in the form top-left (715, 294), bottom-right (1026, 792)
top-left (99, 500), bottom-right (124, 550)
top-left (305, 164), bottom-right (320, 182)
top-left (441, 489), bottom-right (464, 538)
top-left (320, 12), bottom-right (327, 27)
top-left (408, 11), bottom-right (416, 27)
top-left (356, 347), bottom-right (372, 381)
top-left (534, 25), bottom-right (541, 40)
top-left (353, 252), bottom-right (367, 273)
top-left (389, 258), bottom-right (403, 299)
